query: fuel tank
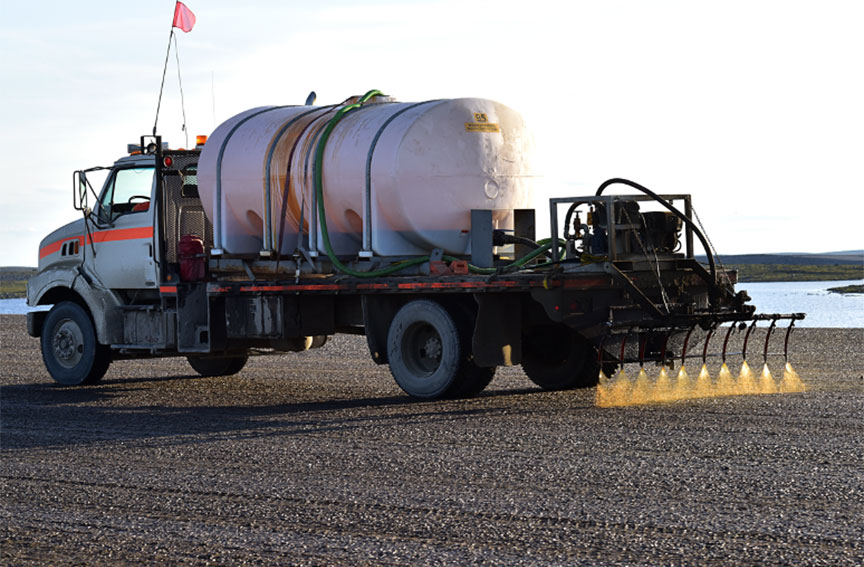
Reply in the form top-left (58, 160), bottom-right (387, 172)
top-left (197, 95), bottom-right (537, 257)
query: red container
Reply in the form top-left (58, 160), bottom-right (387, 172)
top-left (178, 234), bottom-right (206, 282)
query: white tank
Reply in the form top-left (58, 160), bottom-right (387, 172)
top-left (197, 96), bottom-right (537, 258)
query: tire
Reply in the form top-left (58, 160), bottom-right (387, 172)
top-left (387, 300), bottom-right (462, 399)
top-left (446, 307), bottom-right (496, 398)
top-left (447, 364), bottom-right (496, 399)
top-left (187, 355), bottom-right (248, 377)
top-left (521, 325), bottom-right (599, 390)
top-left (41, 301), bottom-right (111, 386)
top-left (387, 300), bottom-right (496, 399)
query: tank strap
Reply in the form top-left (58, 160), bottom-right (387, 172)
top-left (362, 100), bottom-right (443, 254)
top-left (304, 98), bottom-right (383, 256)
top-left (214, 106), bottom-right (289, 254)
top-left (264, 106), bottom-right (334, 256)
top-left (276, 107), bottom-right (337, 261)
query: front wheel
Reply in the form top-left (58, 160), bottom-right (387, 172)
top-left (521, 325), bottom-right (599, 390)
top-left (187, 355), bottom-right (248, 377)
top-left (41, 301), bottom-right (111, 386)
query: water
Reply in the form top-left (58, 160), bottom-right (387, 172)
top-left (740, 279), bottom-right (864, 328)
top-left (0, 298), bottom-right (48, 315)
top-left (3, 279), bottom-right (862, 326)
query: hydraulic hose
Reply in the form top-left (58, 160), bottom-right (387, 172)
top-left (312, 90), bottom-right (559, 278)
top-left (493, 230), bottom-right (542, 251)
top-left (594, 178), bottom-right (717, 285)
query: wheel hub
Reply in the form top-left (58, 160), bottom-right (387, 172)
top-left (52, 319), bottom-right (84, 369)
top-left (422, 336), bottom-right (442, 360)
top-left (402, 322), bottom-right (444, 376)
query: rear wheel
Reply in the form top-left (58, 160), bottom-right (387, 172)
top-left (448, 308), bottom-right (496, 398)
top-left (187, 355), bottom-right (248, 377)
top-left (41, 301), bottom-right (111, 386)
top-left (447, 364), bottom-right (496, 398)
top-left (387, 300), bottom-right (494, 399)
top-left (521, 325), bottom-right (599, 390)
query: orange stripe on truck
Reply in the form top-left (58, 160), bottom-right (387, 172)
top-left (39, 227), bottom-right (153, 259)
top-left (88, 226), bottom-right (153, 244)
top-left (38, 235), bottom-right (85, 259)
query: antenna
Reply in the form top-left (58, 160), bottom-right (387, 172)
top-left (153, 29), bottom-right (174, 136)
top-left (211, 71), bottom-right (217, 129)
top-left (173, 33), bottom-right (189, 149)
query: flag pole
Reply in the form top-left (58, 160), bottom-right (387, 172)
top-left (153, 27), bottom-right (175, 137)
top-left (173, 32), bottom-right (189, 149)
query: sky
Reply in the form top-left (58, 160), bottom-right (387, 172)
top-left (1, 0), bottom-right (862, 266)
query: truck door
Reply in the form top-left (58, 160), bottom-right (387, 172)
top-left (91, 165), bottom-right (159, 289)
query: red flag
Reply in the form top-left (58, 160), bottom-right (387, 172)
top-left (173, 1), bottom-right (196, 33)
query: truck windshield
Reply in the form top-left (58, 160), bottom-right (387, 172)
top-left (97, 166), bottom-right (155, 220)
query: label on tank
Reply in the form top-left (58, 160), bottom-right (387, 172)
top-left (465, 112), bottom-right (500, 133)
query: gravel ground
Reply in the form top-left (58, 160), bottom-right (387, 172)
top-left (1, 314), bottom-right (862, 566)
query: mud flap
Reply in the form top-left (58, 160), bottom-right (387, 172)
top-left (177, 283), bottom-right (211, 353)
top-left (472, 294), bottom-right (522, 367)
top-left (362, 295), bottom-right (401, 365)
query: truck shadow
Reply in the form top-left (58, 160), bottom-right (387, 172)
top-left (0, 378), bottom-right (578, 452)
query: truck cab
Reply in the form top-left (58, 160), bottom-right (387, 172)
top-left (26, 140), bottom-right (228, 385)
top-left (35, 154), bottom-right (158, 284)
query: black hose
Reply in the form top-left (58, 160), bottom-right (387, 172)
top-left (594, 177), bottom-right (717, 288)
top-left (508, 235), bottom-right (541, 250)
top-left (562, 201), bottom-right (585, 240)
top-left (492, 231), bottom-right (556, 261)
top-left (492, 230), bottom-right (539, 249)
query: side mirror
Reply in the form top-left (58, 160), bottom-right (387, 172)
top-left (73, 171), bottom-right (88, 211)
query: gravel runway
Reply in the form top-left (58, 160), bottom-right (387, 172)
top-left (1, 314), bottom-right (862, 566)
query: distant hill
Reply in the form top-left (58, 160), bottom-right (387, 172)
top-left (695, 251), bottom-right (863, 282)
top-left (698, 253), bottom-right (863, 266)
top-left (0, 267), bottom-right (37, 279)
top-left (770, 250), bottom-right (862, 256)
top-left (0, 267), bottom-right (36, 299)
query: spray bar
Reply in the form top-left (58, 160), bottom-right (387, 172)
top-left (603, 312), bottom-right (805, 333)
top-left (600, 312), bottom-right (804, 366)
top-left (596, 315), bottom-right (807, 407)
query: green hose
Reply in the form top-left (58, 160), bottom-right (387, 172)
top-left (313, 90), bottom-right (557, 278)
top-left (443, 240), bottom-right (558, 275)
